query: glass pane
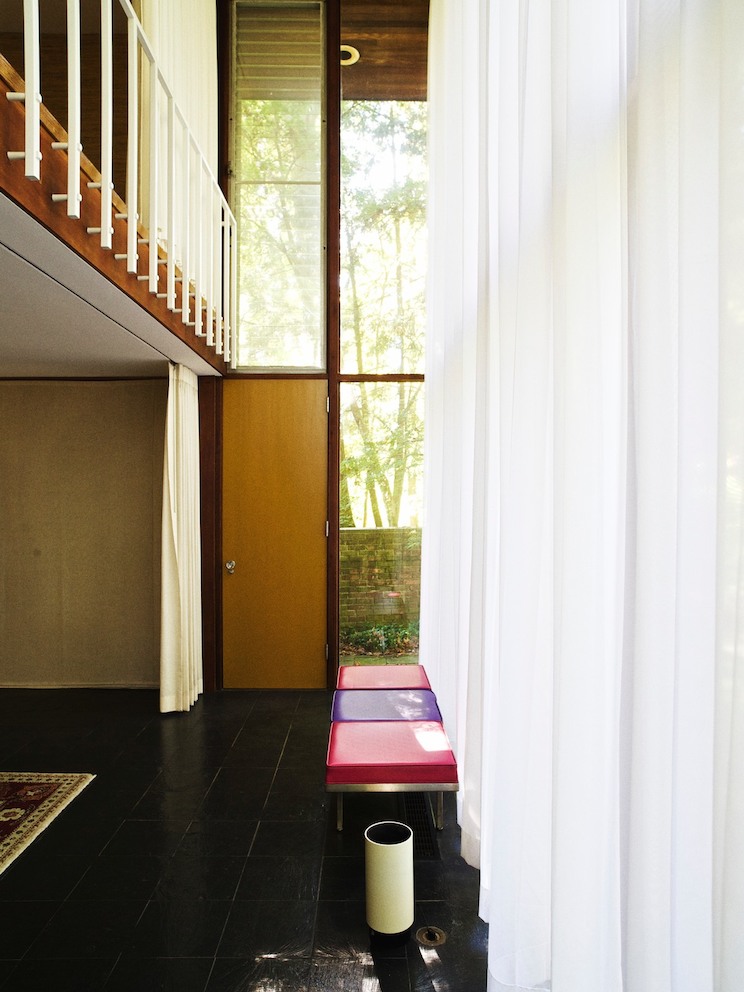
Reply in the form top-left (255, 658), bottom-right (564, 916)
top-left (236, 173), bottom-right (322, 368)
top-left (233, 5), bottom-right (324, 369)
top-left (340, 100), bottom-right (427, 375)
top-left (339, 382), bottom-right (424, 664)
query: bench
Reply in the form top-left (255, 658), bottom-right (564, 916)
top-left (335, 663), bottom-right (431, 690)
top-left (331, 688), bottom-right (441, 723)
top-left (325, 668), bottom-right (458, 831)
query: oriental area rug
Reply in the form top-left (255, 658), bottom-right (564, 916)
top-left (0, 772), bottom-right (95, 875)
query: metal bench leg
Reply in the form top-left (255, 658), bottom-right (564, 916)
top-left (336, 793), bottom-right (344, 831)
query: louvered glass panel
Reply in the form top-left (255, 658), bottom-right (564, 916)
top-left (233, 3), bottom-right (324, 369)
top-left (235, 7), bottom-right (322, 101)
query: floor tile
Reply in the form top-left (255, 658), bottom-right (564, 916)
top-left (2, 956), bottom-right (117, 991)
top-left (129, 899), bottom-right (232, 958)
top-left (263, 767), bottom-right (330, 821)
top-left (205, 956), bottom-right (311, 992)
top-left (104, 956), bottom-right (213, 992)
top-left (280, 733), bottom-right (330, 769)
top-left (198, 766), bottom-right (275, 820)
top-left (131, 783), bottom-right (213, 819)
top-left (406, 901), bottom-right (489, 992)
top-left (153, 854), bottom-right (246, 902)
top-left (250, 819), bottom-right (326, 858)
top-left (313, 900), bottom-right (407, 961)
top-left (74, 778), bottom-right (154, 819)
top-left (413, 856), bottom-right (481, 905)
top-left (0, 901), bottom-right (62, 959)
top-left (0, 855), bottom-right (90, 901)
top-left (26, 813), bottom-right (122, 859)
top-left (154, 757), bottom-right (222, 790)
top-left (68, 855), bottom-right (165, 902)
top-left (217, 899), bottom-right (316, 958)
top-left (101, 819), bottom-right (190, 858)
top-left (222, 735), bottom-right (286, 768)
top-left (24, 898), bottom-right (146, 959)
top-left (308, 955), bottom-right (411, 992)
top-left (0, 962), bottom-right (15, 991)
top-left (236, 855), bottom-right (321, 901)
top-left (177, 819), bottom-right (259, 858)
top-left (319, 856), bottom-right (366, 902)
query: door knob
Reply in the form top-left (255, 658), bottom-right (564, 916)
top-left (225, 560), bottom-right (236, 574)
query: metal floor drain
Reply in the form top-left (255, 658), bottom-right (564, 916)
top-left (401, 793), bottom-right (440, 860)
top-left (416, 925), bottom-right (447, 946)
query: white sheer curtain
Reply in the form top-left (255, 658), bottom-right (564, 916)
top-left (139, 0), bottom-right (218, 173)
top-left (160, 364), bottom-right (203, 713)
top-left (136, 0), bottom-right (219, 264)
top-left (421, 1), bottom-right (744, 989)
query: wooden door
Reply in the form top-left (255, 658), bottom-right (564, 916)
top-left (222, 378), bottom-right (328, 688)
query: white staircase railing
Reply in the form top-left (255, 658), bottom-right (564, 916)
top-left (3, 0), bottom-right (237, 367)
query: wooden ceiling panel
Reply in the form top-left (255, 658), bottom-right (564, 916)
top-left (341, 0), bottom-right (429, 101)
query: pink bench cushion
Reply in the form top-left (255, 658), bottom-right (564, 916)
top-left (326, 720), bottom-right (458, 785)
top-left (336, 664), bottom-right (431, 690)
top-left (332, 689), bottom-right (441, 723)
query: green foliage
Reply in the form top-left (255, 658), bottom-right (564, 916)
top-left (340, 100), bottom-right (427, 377)
top-left (234, 94), bottom-right (428, 525)
top-left (235, 98), bottom-right (323, 367)
top-left (340, 621), bottom-right (420, 656)
top-left (339, 100), bottom-right (428, 529)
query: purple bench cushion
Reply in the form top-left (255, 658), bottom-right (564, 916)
top-left (332, 688), bottom-right (442, 723)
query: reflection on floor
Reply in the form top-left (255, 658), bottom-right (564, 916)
top-left (0, 688), bottom-right (487, 991)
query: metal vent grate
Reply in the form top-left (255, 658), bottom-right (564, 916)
top-left (401, 793), bottom-right (440, 860)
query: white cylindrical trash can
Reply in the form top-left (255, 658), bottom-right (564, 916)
top-left (364, 820), bottom-right (414, 937)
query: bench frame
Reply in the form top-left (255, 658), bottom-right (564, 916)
top-left (326, 781), bottom-right (459, 831)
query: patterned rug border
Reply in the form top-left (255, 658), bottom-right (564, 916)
top-left (0, 771), bottom-right (95, 875)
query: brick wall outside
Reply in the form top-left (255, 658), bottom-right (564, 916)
top-left (339, 527), bottom-right (421, 632)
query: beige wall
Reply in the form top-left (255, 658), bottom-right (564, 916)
top-left (0, 379), bottom-right (167, 687)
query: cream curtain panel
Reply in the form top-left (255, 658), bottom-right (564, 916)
top-left (137, 0), bottom-right (219, 252)
top-left (160, 364), bottom-right (203, 713)
top-left (139, 0), bottom-right (218, 173)
top-left (421, 0), bottom-right (744, 989)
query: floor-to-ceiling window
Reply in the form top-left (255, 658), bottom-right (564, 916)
top-left (231, 1), bottom-right (325, 371)
top-left (336, 3), bottom-right (429, 666)
top-left (227, 0), bottom-right (429, 682)
top-left (337, 96), bottom-right (427, 665)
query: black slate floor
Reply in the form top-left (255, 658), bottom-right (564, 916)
top-left (0, 688), bottom-right (488, 991)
